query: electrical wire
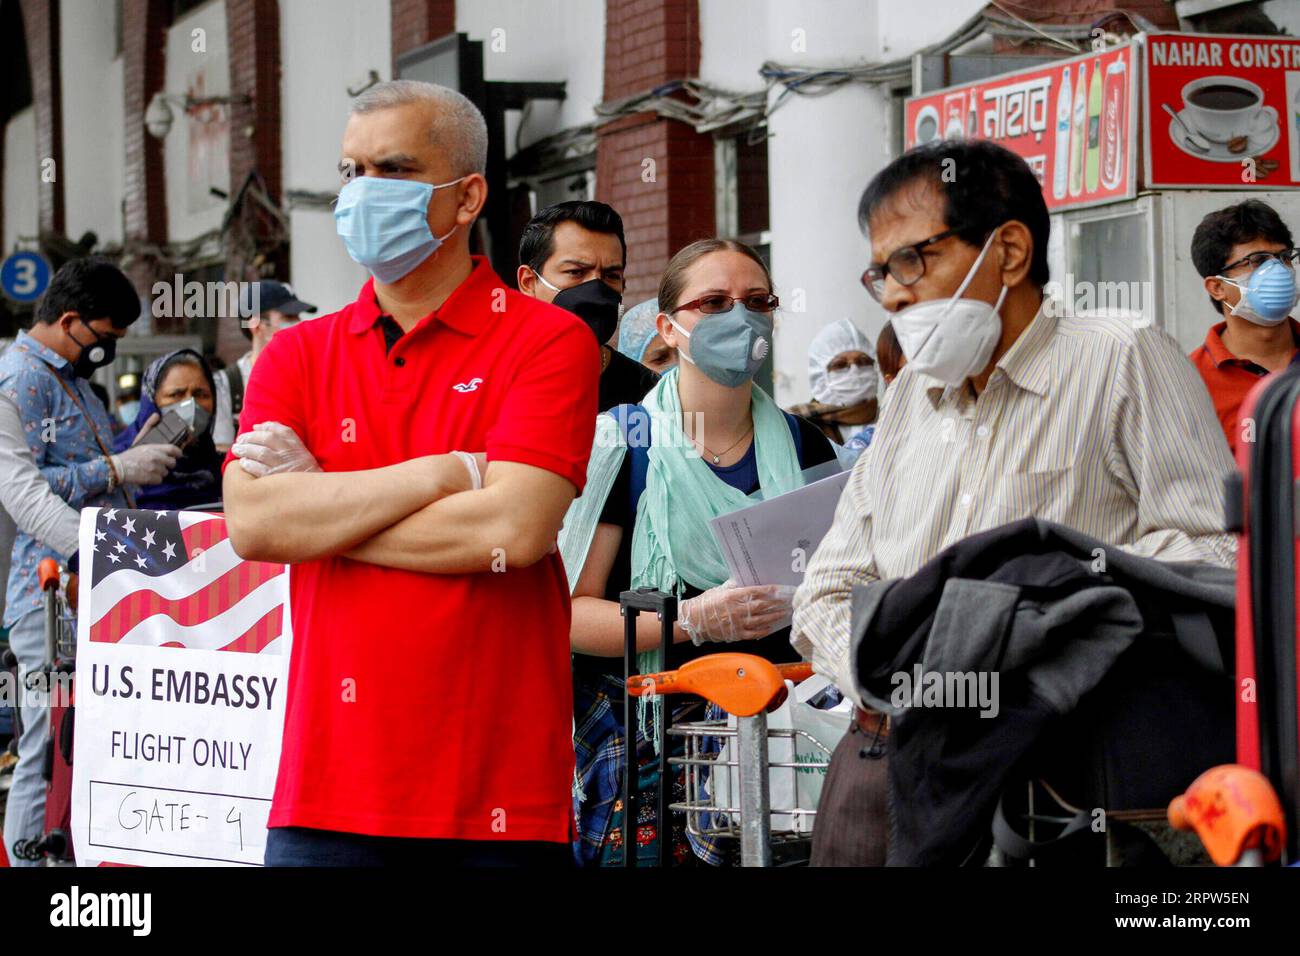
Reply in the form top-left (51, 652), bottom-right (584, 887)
top-left (987, 0), bottom-right (1083, 53)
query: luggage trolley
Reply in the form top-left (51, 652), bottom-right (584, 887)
top-left (628, 654), bottom-right (832, 867)
top-left (620, 588), bottom-right (834, 868)
top-left (32, 557), bottom-right (76, 864)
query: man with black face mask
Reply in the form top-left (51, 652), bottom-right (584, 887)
top-left (0, 258), bottom-right (179, 865)
top-left (518, 200), bottom-right (659, 410)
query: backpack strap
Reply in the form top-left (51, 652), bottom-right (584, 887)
top-left (610, 403), bottom-right (652, 512)
top-left (225, 362), bottom-right (245, 427)
top-left (782, 410), bottom-right (805, 460)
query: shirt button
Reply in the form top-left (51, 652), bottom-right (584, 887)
top-left (394, 357), bottom-right (406, 368)
top-left (960, 493), bottom-right (973, 507)
top-left (976, 425), bottom-right (990, 438)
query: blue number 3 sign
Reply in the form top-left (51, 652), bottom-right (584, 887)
top-left (1, 251), bottom-right (53, 303)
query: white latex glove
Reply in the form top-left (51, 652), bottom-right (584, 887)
top-left (679, 580), bottom-right (797, 645)
top-left (111, 443), bottom-right (181, 487)
top-left (232, 421), bottom-right (321, 478)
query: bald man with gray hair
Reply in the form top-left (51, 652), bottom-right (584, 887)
top-left (223, 79), bottom-right (600, 867)
top-left (350, 79), bottom-right (488, 177)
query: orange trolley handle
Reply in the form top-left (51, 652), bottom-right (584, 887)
top-left (626, 653), bottom-right (812, 718)
top-left (1168, 765), bottom-right (1286, 866)
top-left (38, 557), bottom-right (61, 592)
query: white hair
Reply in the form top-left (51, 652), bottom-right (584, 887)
top-left (350, 79), bottom-right (488, 177)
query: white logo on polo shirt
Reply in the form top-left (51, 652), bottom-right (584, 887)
top-left (452, 377), bottom-right (483, 393)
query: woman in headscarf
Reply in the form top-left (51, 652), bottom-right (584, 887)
top-left (789, 317), bottom-right (880, 445)
top-left (113, 348), bottom-right (224, 511)
top-left (616, 298), bottom-right (677, 375)
top-left (560, 239), bottom-right (838, 867)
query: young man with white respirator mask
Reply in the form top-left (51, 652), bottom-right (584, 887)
top-left (791, 139), bottom-right (1236, 867)
top-left (1189, 200), bottom-right (1300, 454)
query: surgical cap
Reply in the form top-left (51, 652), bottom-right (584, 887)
top-left (808, 318), bottom-right (875, 403)
top-left (616, 298), bottom-right (661, 363)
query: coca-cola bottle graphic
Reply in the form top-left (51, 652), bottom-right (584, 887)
top-left (1100, 58), bottom-right (1127, 190)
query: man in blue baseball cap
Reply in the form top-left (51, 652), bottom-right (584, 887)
top-left (212, 280), bottom-right (317, 451)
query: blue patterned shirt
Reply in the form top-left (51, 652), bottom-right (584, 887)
top-left (0, 331), bottom-right (128, 626)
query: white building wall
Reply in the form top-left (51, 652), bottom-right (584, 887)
top-left (3, 108), bottom-right (38, 253)
top-left (1260, 0), bottom-right (1300, 35)
top-left (456, 0), bottom-right (604, 155)
top-left (161, 0), bottom-right (231, 246)
top-left (279, 0), bottom-right (391, 314)
top-left (60, 0), bottom-right (125, 246)
top-left (700, 0), bottom-right (987, 405)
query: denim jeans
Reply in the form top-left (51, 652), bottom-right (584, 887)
top-left (264, 826), bottom-right (574, 867)
top-left (4, 610), bottom-right (49, 867)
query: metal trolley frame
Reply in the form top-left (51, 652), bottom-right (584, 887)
top-left (620, 587), bottom-right (831, 867)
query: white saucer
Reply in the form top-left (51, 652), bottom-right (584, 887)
top-left (914, 105), bottom-right (941, 146)
top-left (1167, 106), bottom-right (1279, 162)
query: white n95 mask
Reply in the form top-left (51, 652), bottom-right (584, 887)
top-left (889, 230), bottom-right (1007, 387)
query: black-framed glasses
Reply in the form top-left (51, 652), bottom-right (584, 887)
top-left (1221, 247), bottom-right (1299, 275)
top-left (670, 292), bottom-right (779, 315)
top-left (860, 228), bottom-right (961, 302)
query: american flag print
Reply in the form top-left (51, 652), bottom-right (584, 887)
top-left (86, 508), bottom-right (288, 655)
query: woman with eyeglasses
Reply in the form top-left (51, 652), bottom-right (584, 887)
top-left (561, 238), bottom-right (837, 867)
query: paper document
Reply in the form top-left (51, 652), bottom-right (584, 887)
top-left (709, 469), bottom-right (851, 587)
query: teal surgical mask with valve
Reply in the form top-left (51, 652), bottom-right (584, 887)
top-left (670, 303), bottom-right (772, 388)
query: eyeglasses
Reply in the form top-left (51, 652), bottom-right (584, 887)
top-left (860, 228), bottom-right (961, 303)
top-left (1221, 248), bottom-right (1299, 275)
top-left (670, 292), bottom-right (779, 315)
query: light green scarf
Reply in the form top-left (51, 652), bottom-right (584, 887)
top-left (630, 367), bottom-right (804, 748)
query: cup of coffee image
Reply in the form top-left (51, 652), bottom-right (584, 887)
top-left (914, 105), bottom-right (940, 145)
top-left (1179, 76), bottom-right (1270, 143)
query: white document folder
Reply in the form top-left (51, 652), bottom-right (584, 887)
top-left (708, 469), bottom-right (852, 587)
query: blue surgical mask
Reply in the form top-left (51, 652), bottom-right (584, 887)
top-left (670, 303), bottom-right (772, 388)
top-left (117, 400), bottom-right (140, 425)
top-left (333, 175), bottom-right (464, 284)
top-left (1219, 257), bottom-right (1299, 327)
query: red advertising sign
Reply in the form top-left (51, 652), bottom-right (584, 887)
top-left (1144, 33), bottom-right (1300, 189)
top-left (904, 44), bottom-right (1137, 212)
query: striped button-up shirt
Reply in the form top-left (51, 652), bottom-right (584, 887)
top-left (791, 305), bottom-right (1237, 701)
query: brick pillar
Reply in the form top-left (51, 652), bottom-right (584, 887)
top-left (223, 0), bottom-right (284, 361)
top-left (19, 0), bottom-right (64, 237)
top-left (597, 0), bottom-right (713, 306)
top-left (391, 0), bottom-right (456, 67)
top-left (121, 0), bottom-right (170, 295)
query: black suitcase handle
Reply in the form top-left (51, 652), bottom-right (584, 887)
top-left (1245, 366), bottom-right (1300, 861)
top-left (619, 587), bottom-right (677, 868)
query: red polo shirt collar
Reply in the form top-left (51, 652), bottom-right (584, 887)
top-left (347, 255), bottom-right (499, 338)
top-left (1200, 318), bottom-right (1300, 369)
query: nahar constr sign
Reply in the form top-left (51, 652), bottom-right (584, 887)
top-left (1144, 32), bottom-right (1300, 189)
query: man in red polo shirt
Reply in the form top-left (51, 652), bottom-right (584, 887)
top-left (1189, 200), bottom-right (1300, 454)
top-left (222, 80), bottom-right (599, 866)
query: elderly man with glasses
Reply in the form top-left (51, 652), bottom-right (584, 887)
top-left (1189, 199), bottom-right (1300, 454)
top-left (790, 139), bottom-right (1236, 867)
